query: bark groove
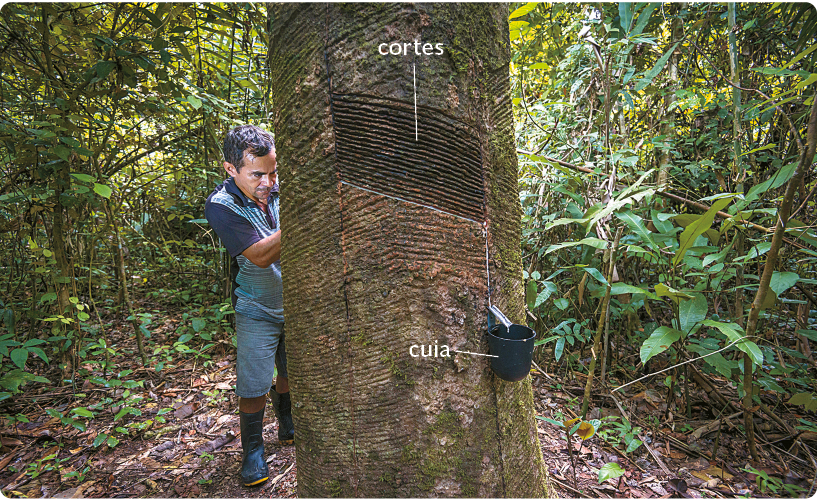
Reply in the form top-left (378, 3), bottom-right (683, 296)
top-left (332, 95), bottom-right (484, 221)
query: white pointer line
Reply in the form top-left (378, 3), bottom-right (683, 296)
top-left (451, 349), bottom-right (498, 358)
top-left (413, 62), bottom-right (418, 142)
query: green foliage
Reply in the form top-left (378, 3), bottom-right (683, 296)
top-left (595, 416), bottom-right (643, 454)
top-left (743, 466), bottom-right (807, 496)
top-left (598, 462), bottom-right (625, 483)
top-left (0, 368), bottom-right (50, 394)
top-left (640, 326), bottom-right (683, 365)
top-left (0, 2), bottom-right (264, 386)
top-left (513, 1), bottom-right (817, 411)
top-left (788, 393), bottom-right (817, 412)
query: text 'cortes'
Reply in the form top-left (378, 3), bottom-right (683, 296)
top-left (379, 41), bottom-right (444, 56)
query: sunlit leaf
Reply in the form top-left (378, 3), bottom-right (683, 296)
top-left (186, 95), bottom-right (202, 109)
top-left (701, 319), bottom-right (762, 366)
top-left (71, 407), bottom-right (95, 418)
top-left (509, 2), bottom-right (538, 20)
top-left (634, 42), bottom-right (680, 92)
top-left (769, 271), bottom-right (799, 296)
top-left (673, 196), bottom-right (733, 266)
top-left (599, 462), bottom-right (626, 483)
top-left (93, 183), bottom-right (112, 198)
top-left (544, 237), bottom-right (607, 255)
top-left (654, 283), bottom-right (693, 303)
top-left (536, 415), bottom-right (564, 427)
top-left (609, 283), bottom-right (659, 300)
top-left (640, 326), bottom-right (683, 364)
top-left (679, 293), bottom-right (707, 334)
top-left (576, 420), bottom-right (596, 440)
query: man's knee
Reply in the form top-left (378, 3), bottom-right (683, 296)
top-left (239, 395), bottom-right (267, 413)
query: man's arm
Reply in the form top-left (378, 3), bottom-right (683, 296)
top-left (205, 198), bottom-right (278, 268)
top-left (241, 229), bottom-right (280, 268)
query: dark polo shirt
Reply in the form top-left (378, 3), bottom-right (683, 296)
top-left (204, 178), bottom-right (283, 322)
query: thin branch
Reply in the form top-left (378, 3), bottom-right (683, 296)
top-left (612, 334), bottom-right (760, 393)
top-left (688, 40), bottom-right (805, 154)
top-left (790, 179), bottom-right (817, 220)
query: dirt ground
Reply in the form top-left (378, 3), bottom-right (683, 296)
top-left (0, 311), bottom-right (814, 498)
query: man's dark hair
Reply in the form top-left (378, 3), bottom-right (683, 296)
top-left (223, 125), bottom-right (275, 172)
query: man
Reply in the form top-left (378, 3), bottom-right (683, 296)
top-left (204, 125), bottom-right (294, 487)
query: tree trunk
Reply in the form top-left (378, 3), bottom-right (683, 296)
top-left (271, 4), bottom-right (550, 497)
top-left (656, 8), bottom-right (681, 190)
top-left (728, 2), bottom-right (743, 188)
top-left (50, 163), bottom-right (74, 319)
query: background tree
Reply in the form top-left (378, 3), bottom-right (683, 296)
top-left (0, 1), bottom-right (269, 395)
top-left (271, 3), bottom-right (550, 497)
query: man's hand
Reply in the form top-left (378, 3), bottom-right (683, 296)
top-left (241, 230), bottom-right (281, 268)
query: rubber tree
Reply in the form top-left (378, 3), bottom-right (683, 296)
top-left (270, 4), bottom-right (550, 497)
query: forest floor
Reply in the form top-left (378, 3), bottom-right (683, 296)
top-left (0, 299), bottom-right (815, 498)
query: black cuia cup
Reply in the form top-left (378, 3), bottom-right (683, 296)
top-left (487, 323), bottom-right (536, 382)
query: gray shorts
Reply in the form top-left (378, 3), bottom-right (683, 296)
top-left (235, 312), bottom-right (288, 399)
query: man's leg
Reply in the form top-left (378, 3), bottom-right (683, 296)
top-left (275, 376), bottom-right (289, 393)
top-left (269, 327), bottom-right (294, 445)
top-left (235, 314), bottom-right (282, 487)
top-left (239, 396), bottom-right (267, 414)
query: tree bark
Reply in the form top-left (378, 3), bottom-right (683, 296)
top-left (656, 7), bottom-right (681, 191)
top-left (50, 163), bottom-right (74, 320)
top-left (271, 4), bottom-right (550, 497)
top-left (728, 2), bottom-right (743, 187)
top-left (742, 95), bottom-right (817, 463)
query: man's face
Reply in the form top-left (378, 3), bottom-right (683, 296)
top-left (224, 149), bottom-right (278, 205)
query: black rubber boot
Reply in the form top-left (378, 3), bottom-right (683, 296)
top-left (270, 386), bottom-right (295, 445)
top-left (239, 408), bottom-right (269, 487)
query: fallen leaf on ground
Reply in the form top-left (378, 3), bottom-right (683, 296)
top-left (53, 480), bottom-right (94, 499)
top-left (1, 436), bottom-right (23, 446)
top-left (646, 482), bottom-right (669, 496)
top-left (154, 440), bottom-right (175, 453)
top-left (195, 432), bottom-right (235, 454)
top-left (691, 465), bottom-right (733, 482)
top-left (174, 402), bottom-right (200, 419)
